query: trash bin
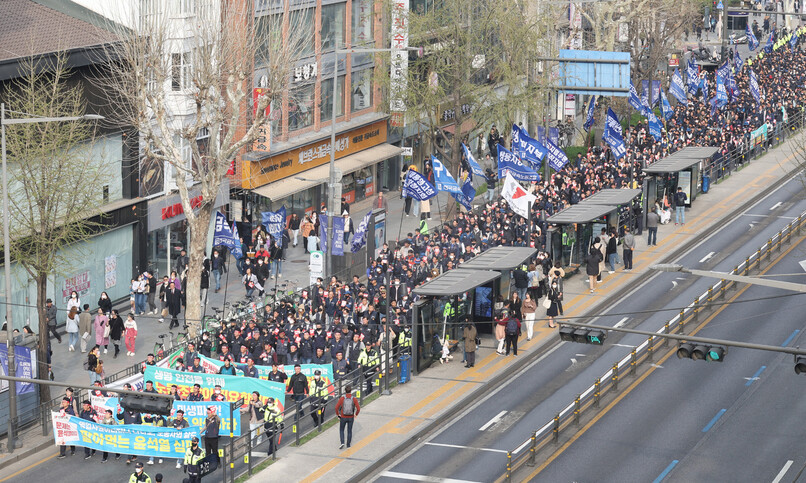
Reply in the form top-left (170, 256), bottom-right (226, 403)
top-left (399, 354), bottom-right (412, 384)
top-left (702, 175), bottom-right (710, 193)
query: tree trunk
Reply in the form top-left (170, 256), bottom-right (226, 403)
top-left (184, 204), bottom-right (213, 339)
top-left (35, 273), bottom-right (50, 405)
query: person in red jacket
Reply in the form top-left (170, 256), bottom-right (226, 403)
top-left (335, 385), bottom-right (361, 449)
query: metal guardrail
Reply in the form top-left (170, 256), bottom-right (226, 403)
top-left (501, 211), bottom-right (806, 481)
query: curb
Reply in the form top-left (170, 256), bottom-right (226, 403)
top-left (0, 440), bottom-right (53, 474)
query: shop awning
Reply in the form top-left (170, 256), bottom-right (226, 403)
top-left (458, 246), bottom-right (537, 271)
top-left (643, 146), bottom-right (719, 174)
top-left (581, 188), bottom-right (642, 206)
top-left (252, 143), bottom-right (403, 201)
top-left (413, 269), bottom-right (501, 297)
top-left (547, 204), bottom-right (617, 224)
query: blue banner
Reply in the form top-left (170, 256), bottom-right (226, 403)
top-left (511, 124), bottom-right (546, 168)
top-left (727, 73), bottom-right (739, 103)
top-left (261, 206), bottom-right (286, 239)
top-left (331, 216), bottom-right (344, 256)
top-left (546, 139), bottom-right (569, 171)
top-left (791, 31), bottom-right (799, 51)
top-left (452, 175), bottom-right (476, 210)
top-left (510, 124), bottom-right (520, 159)
top-left (548, 127), bottom-right (559, 147)
top-left (629, 81), bottom-right (643, 112)
top-left (430, 156), bottom-right (462, 194)
top-left (402, 170), bottom-right (437, 201)
top-left (647, 112), bottom-right (662, 141)
top-left (52, 411), bottom-right (200, 458)
top-left (0, 345), bottom-right (36, 394)
top-left (687, 59), bottom-right (699, 95)
top-left (734, 47), bottom-right (743, 72)
top-left (670, 68), bottom-right (687, 105)
top-left (461, 143), bottom-right (486, 179)
top-left (213, 212), bottom-right (243, 259)
top-left (651, 80), bottom-right (661, 106)
top-left (660, 89), bottom-right (674, 121)
top-left (717, 61), bottom-right (730, 84)
top-left (747, 23), bottom-right (759, 50)
top-left (750, 69), bottom-right (761, 104)
top-left (319, 214), bottom-right (328, 255)
top-left (584, 96), bottom-right (596, 132)
top-left (536, 126), bottom-right (546, 144)
top-left (701, 75), bottom-right (709, 101)
top-left (498, 146), bottom-right (539, 182)
top-left (351, 210), bottom-right (372, 253)
top-left (603, 108), bottom-right (626, 160)
top-left (641, 80), bottom-right (650, 111)
top-left (716, 74), bottom-right (728, 107)
top-left (765, 32), bottom-right (774, 53)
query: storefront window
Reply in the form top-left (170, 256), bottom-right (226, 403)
top-left (351, 0), bottom-right (373, 45)
top-left (351, 68), bottom-right (373, 112)
top-left (354, 167), bottom-right (374, 201)
top-left (341, 172), bottom-right (357, 203)
top-left (291, 9), bottom-right (315, 58)
top-left (146, 221), bottom-right (189, 278)
top-left (320, 75), bottom-right (345, 122)
top-left (322, 3), bottom-right (346, 52)
top-left (289, 83), bottom-right (315, 132)
top-left (255, 14), bottom-right (283, 67)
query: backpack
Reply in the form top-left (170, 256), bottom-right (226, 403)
top-left (506, 318), bottom-right (518, 334)
top-left (342, 395), bottom-right (355, 416)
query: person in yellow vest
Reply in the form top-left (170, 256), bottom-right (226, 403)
top-left (310, 369), bottom-right (330, 427)
top-left (357, 342), bottom-right (381, 394)
top-left (263, 397), bottom-right (283, 457)
top-left (183, 436), bottom-right (205, 483)
top-left (397, 326), bottom-right (412, 354)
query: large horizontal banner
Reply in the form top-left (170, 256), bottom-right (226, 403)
top-left (194, 354), bottom-right (334, 386)
top-left (144, 365), bottom-right (286, 410)
top-left (90, 396), bottom-right (241, 434)
top-left (0, 345), bottom-right (37, 394)
top-left (52, 412), bottom-right (199, 458)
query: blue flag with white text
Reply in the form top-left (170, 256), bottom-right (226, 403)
top-left (660, 89), bottom-right (674, 121)
top-left (749, 68), bottom-right (761, 104)
top-left (647, 112), bottom-right (662, 141)
top-left (546, 139), bottom-right (569, 171)
top-left (716, 74), bottom-right (728, 107)
top-left (640, 80), bottom-right (651, 115)
top-left (603, 108), bottom-right (626, 160)
top-left (430, 156), bottom-right (462, 194)
top-left (670, 68), bottom-right (687, 105)
top-left (765, 32), bottom-right (774, 53)
top-left (651, 80), bottom-right (661, 107)
top-left (511, 124), bottom-right (546, 169)
top-left (351, 211), bottom-right (372, 253)
top-left (261, 206), bottom-right (286, 239)
top-left (452, 175), bottom-right (476, 210)
top-left (402, 169), bottom-right (438, 201)
top-left (331, 216), bottom-right (344, 256)
top-left (498, 146), bottom-right (540, 182)
top-left (687, 59), bottom-right (699, 95)
top-left (629, 81), bottom-right (644, 112)
top-left (461, 143), bottom-right (486, 179)
top-left (584, 96), bottom-right (596, 131)
top-left (747, 23), bottom-right (759, 50)
top-left (734, 47), bottom-right (743, 72)
top-left (548, 127), bottom-right (559, 146)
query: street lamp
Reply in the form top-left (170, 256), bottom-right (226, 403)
top-left (0, 104), bottom-right (103, 452)
top-left (650, 263), bottom-right (806, 292)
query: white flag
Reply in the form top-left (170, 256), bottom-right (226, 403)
top-left (501, 172), bottom-right (536, 219)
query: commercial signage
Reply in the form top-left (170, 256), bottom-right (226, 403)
top-left (244, 120), bottom-right (388, 189)
top-left (390, 0), bottom-right (409, 112)
top-left (146, 180), bottom-right (230, 232)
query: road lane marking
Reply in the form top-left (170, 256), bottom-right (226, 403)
top-left (771, 460), bottom-right (794, 483)
top-left (613, 317), bottom-right (629, 328)
top-left (702, 409), bottom-right (727, 432)
top-left (770, 201), bottom-right (783, 210)
top-left (424, 442), bottom-right (508, 454)
top-left (380, 471), bottom-right (482, 483)
top-left (653, 460), bottom-right (679, 483)
top-left (698, 251), bottom-right (715, 263)
top-left (479, 410), bottom-right (507, 431)
top-left (782, 329), bottom-right (800, 347)
top-left (745, 366), bottom-right (767, 387)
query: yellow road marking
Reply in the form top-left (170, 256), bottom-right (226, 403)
top-left (0, 452), bottom-right (57, 482)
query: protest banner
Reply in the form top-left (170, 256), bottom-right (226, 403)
top-left (90, 395), bottom-right (241, 433)
top-left (192, 354), bottom-right (334, 386)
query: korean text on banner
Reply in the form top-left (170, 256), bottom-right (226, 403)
top-left (390, 0), bottom-right (409, 112)
top-left (402, 170), bottom-right (437, 201)
top-left (351, 210), bottom-right (373, 253)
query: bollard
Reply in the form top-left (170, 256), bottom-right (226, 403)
top-left (574, 395), bottom-right (581, 425)
top-left (648, 336), bottom-right (654, 361)
top-left (594, 378), bottom-right (601, 408)
top-left (666, 321), bottom-right (673, 344)
top-left (506, 451), bottom-right (512, 482)
top-left (222, 447), bottom-right (227, 483)
top-left (553, 413), bottom-right (560, 443)
top-left (295, 400), bottom-right (301, 446)
top-left (247, 429), bottom-right (253, 475)
top-left (707, 287), bottom-right (713, 304)
top-left (799, 215), bottom-right (803, 234)
top-left (693, 297), bottom-right (700, 322)
top-left (317, 408), bottom-right (323, 432)
top-left (720, 281), bottom-right (726, 299)
top-left (768, 238), bottom-right (773, 260)
top-left (630, 349), bottom-right (637, 377)
top-left (526, 431), bottom-right (537, 466)
top-left (746, 256), bottom-right (752, 276)
top-left (612, 363), bottom-right (619, 392)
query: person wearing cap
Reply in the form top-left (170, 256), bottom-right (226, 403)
top-left (183, 435), bottom-right (205, 482)
top-left (342, 211), bottom-right (354, 243)
top-left (263, 396), bottom-right (282, 456)
top-left (309, 369), bottom-right (329, 426)
top-left (203, 406), bottom-right (221, 464)
top-left (129, 461), bottom-right (151, 483)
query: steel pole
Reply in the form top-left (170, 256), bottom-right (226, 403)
top-left (1, 103), bottom-right (19, 452)
top-left (326, 50), bottom-right (339, 280)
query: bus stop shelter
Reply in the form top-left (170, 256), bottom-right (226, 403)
top-left (412, 269), bottom-right (501, 373)
top-left (546, 203), bottom-right (618, 269)
top-left (643, 146), bottom-right (719, 208)
top-left (582, 188), bottom-right (642, 236)
top-left (459, 246), bottom-right (537, 316)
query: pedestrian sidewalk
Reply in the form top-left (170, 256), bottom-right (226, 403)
top-left (247, 143), bottom-right (804, 482)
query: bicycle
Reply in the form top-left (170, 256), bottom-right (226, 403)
top-left (153, 332), bottom-right (176, 361)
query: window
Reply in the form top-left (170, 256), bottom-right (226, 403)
top-left (351, 0), bottom-right (373, 45)
top-left (320, 75), bottom-right (345, 121)
top-left (178, 0), bottom-right (195, 14)
top-left (171, 52), bottom-right (192, 91)
top-left (351, 68), bottom-right (373, 112)
top-left (140, 0), bottom-right (159, 29)
top-left (291, 9), bottom-right (315, 58)
top-left (322, 4), bottom-right (346, 52)
top-left (288, 83), bottom-right (315, 131)
top-left (255, 14), bottom-right (283, 67)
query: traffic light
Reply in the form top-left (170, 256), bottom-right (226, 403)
top-left (559, 326), bottom-right (607, 345)
top-left (794, 356), bottom-right (806, 374)
top-left (120, 394), bottom-right (173, 416)
top-left (677, 343), bottom-right (726, 362)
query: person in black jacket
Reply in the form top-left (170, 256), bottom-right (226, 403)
top-left (108, 310), bottom-right (125, 358)
top-left (287, 364), bottom-right (309, 422)
top-left (166, 281), bottom-right (183, 329)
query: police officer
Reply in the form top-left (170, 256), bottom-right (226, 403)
top-left (183, 435), bottom-right (205, 483)
top-left (129, 461), bottom-right (151, 483)
top-left (357, 342), bottom-right (380, 394)
top-left (397, 326), bottom-right (412, 354)
top-left (263, 397), bottom-right (283, 457)
top-left (309, 369), bottom-right (329, 427)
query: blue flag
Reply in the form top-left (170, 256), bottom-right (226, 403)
top-left (584, 96), bottom-right (596, 132)
top-left (546, 139), bottom-right (569, 171)
top-left (548, 127), bottom-right (559, 146)
top-left (640, 80), bottom-right (651, 115)
top-left (700, 75), bottom-right (709, 101)
top-left (670, 68), bottom-right (687, 105)
top-left (331, 216), bottom-right (344, 256)
top-left (511, 124), bottom-right (546, 168)
top-left (717, 61), bottom-right (730, 83)
top-left (716, 74), bottom-right (728, 107)
top-left (660, 89), bottom-right (674, 121)
top-left (603, 108), bottom-right (626, 160)
top-left (430, 155), bottom-right (462, 194)
top-left (461, 143), bottom-right (486, 179)
top-left (452, 174), bottom-right (476, 210)
top-left (687, 59), bottom-right (699, 95)
top-left (727, 73), bottom-right (739, 103)
top-left (765, 32), bottom-right (774, 53)
top-left (747, 23), bottom-right (759, 50)
top-left (647, 112), bottom-right (662, 141)
top-left (749, 68), bottom-right (761, 104)
top-left (629, 81), bottom-right (643, 112)
top-left (651, 80), bottom-right (661, 107)
top-left (261, 206), bottom-right (286, 239)
top-left (351, 210), bottom-right (372, 253)
top-left (536, 126), bottom-right (546, 144)
top-left (791, 31), bottom-right (799, 52)
top-left (402, 169), bottom-right (437, 201)
top-left (498, 146), bottom-right (540, 182)
top-left (319, 214), bottom-right (328, 254)
top-left (734, 47), bottom-right (743, 72)
top-left (709, 95), bottom-right (718, 117)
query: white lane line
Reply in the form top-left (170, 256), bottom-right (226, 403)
top-left (699, 251), bottom-right (715, 263)
top-left (424, 442), bottom-right (509, 454)
top-left (770, 201), bottom-right (783, 210)
top-left (614, 317), bottom-right (629, 328)
top-left (380, 471), bottom-right (482, 483)
top-left (771, 460), bottom-right (794, 483)
top-left (612, 343), bottom-right (637, 348)
top-left (479, 410), bottom-right (507, 431)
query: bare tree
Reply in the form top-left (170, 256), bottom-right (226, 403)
top-left (627, 0), bottom-right (698, 81)
top-left (101, 2), bottom-right (307, 337)
top-left (1, 54), bottom-right (107, 402)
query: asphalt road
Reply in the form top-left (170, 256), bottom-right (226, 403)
top-left (372, 174), bottom-right (806, 482)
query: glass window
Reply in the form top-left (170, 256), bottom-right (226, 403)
top-left (291, 9), bottom-right (315, 58)
top-left (255, 14), bottom-right (283, 67)
top-left (351, 0), bottom-right (373, 45)
top-left (171, 52), bottom-right (192, 91)
top-left (351, 68), bottom-right (373, 112)
top-left (289, 83), bottom-right (315, 131)
top-left (320, 75), bottom-right (345, 122)
top-left (322, 4), bottom-right (346, 52)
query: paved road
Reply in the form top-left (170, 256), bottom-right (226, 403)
top-left (371, 173), bottom-right (806, 482)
